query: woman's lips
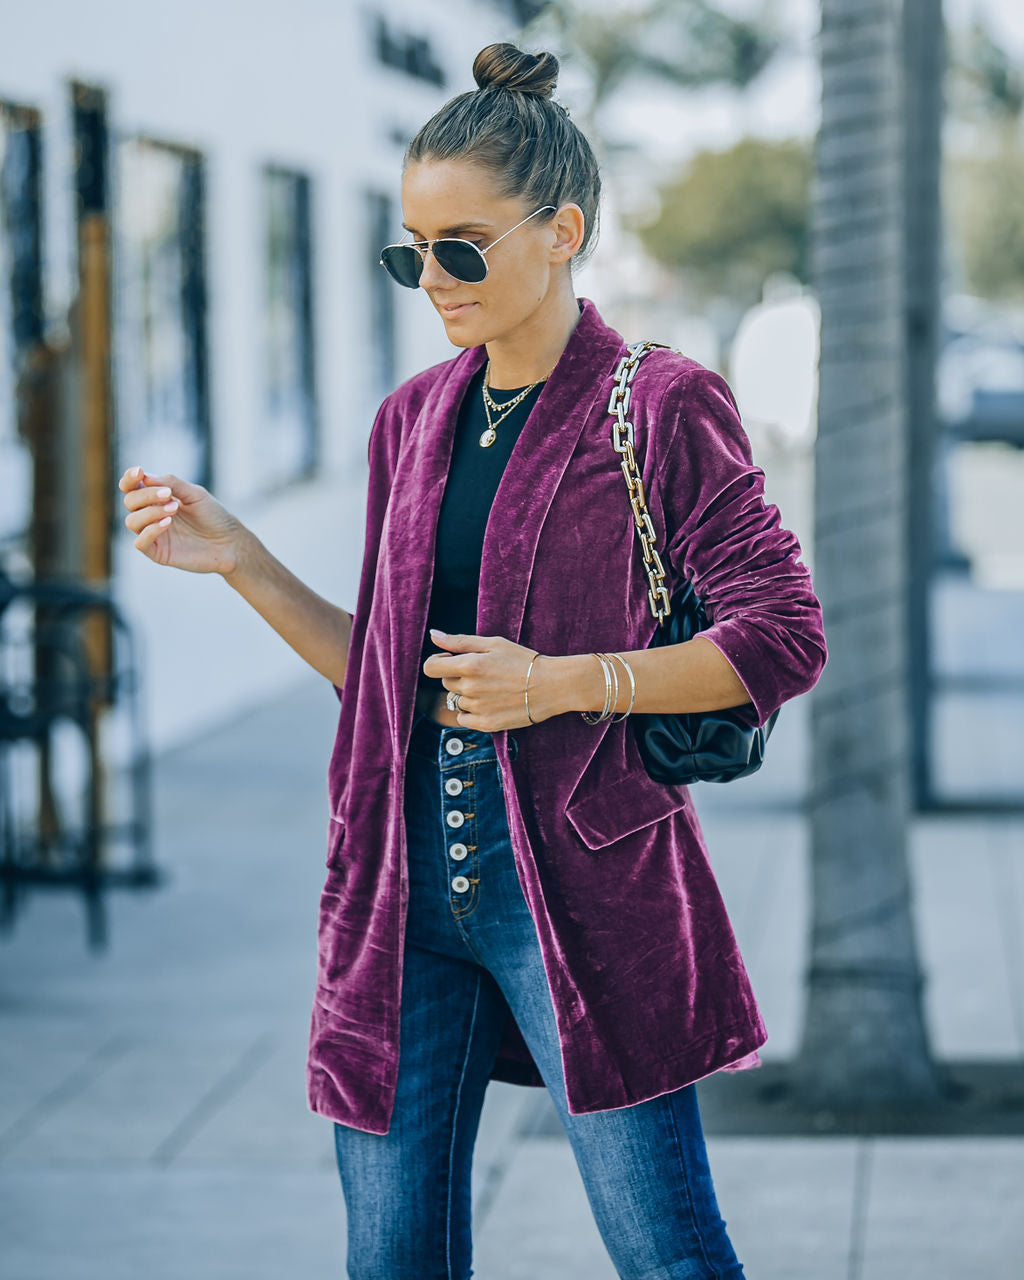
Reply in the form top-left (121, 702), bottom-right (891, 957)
top-left (438, 302), bottom-right (478, 318)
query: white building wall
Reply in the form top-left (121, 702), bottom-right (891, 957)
top-left (1, 0), bottom-right (517, 752)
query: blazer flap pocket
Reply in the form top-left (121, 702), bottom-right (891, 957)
top-left (565, 767), bottom-right (690, 850)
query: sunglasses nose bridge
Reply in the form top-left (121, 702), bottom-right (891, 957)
top-left (417, 241), bottom-right (456, 288)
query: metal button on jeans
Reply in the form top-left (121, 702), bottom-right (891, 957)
top-left (451, 875), bottom-right (470, 893)
top-left (449, 842), bottom-right (468, 861)
top-left (444, 777), bottom-right (464, 796)
top-left (445, 738), bottom-right (464, 756)
top-left (446, 811), bottom-right (465, 828)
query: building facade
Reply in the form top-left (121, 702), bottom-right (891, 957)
top-left (0, 0), bottom-right (522, 750)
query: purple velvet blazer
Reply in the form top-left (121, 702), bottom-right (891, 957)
top-left (307, 297), bottom-right (827, 1135)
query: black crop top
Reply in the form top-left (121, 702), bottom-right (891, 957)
top-left (417, 365), bottom-right (546, 692)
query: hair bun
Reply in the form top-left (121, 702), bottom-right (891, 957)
top-left (472, 43), bottom-right (559, 99)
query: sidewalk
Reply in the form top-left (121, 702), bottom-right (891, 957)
top-left (1, 674), bottom-right (1022, 1279)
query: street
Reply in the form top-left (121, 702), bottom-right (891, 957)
top-left (1, 673), bottom-right (1022, 1279)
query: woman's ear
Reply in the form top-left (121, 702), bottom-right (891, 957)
top-left (550, 203), bottom-right (586, 263)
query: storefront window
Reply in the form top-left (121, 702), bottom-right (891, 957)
top-left (259, 165), bottom-right (317, 492)
top-left (0, 103), bottom-right (43, 548)
top-left (114, 137), bottom-right (210, 488)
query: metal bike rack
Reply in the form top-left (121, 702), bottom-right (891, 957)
top-left (0, 565), bottom-right (162, 950)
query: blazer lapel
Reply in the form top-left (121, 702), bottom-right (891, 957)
top-left (381, 345), bottom-right (484, 731)
top-left (478, 299), bottom-right (626, 642)
top-left (380, 297), bottom-right (626, 747)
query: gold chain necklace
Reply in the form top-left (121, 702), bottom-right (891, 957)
top-left (479, 361), bottom-right (547, 448)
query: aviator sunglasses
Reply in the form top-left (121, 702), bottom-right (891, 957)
top-left (379, 205), bottom-right (557, 289)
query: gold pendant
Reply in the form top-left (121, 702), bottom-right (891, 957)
top-left (479, 428), bottom-right (497, 448)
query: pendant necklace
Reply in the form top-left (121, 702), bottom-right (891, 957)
top-left (479, 360), bottom-right (547, 448)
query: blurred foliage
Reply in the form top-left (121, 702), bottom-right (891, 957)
top-left (946, 143), bottom-right (1024, 300)
top-left (524, 0), bottom-right (791, 311)
top-left (945, 15), bottom-right (1024, 299)
top-left (522, 2), bottom-right (1024, 305)
top-left (627, 136), bottom-right (811, 306)
top-left (522, 2), bottom-right (798, 311)
top-left (948, 16), bottom-right (1024, 124)
top-left (524, 0), bottom-right (782, 109)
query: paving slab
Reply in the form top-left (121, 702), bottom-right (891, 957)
top-left (701, 1137), bottom-right (859, 1280)
top-left (473, 1140), bottom-right (617, 1279)
top-left (158, 1033), bottom-right (339, 1172)
top-left (910, 818), bottom-right (1022, 1059)
top-left (3, 1032), bottom-right (278, 1168)
top-left (0, 1168), bottom-right (346, 1280)
top-left (860, 1138), bottom-right (1024, 1280)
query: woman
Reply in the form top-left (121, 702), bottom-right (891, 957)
top-left (119, 41), bottom-right (826, 1280)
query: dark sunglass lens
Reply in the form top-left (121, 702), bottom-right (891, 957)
top-left (433, 240), bottom-right (487, 284)
top-left (380, 246), bottom-right (423, 289)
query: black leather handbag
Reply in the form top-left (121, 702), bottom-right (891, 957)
top-left (608, 341), bottom-right (779, 785)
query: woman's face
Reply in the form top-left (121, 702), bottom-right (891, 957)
top-left (399, 157), bottom-right (579, 351)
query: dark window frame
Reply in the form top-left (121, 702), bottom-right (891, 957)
top-left (112, 132), bottom-right (212, 491)
top-left (260, 162), bottom-right (319, 492)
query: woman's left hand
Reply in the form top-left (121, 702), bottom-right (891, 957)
top-left (423, 629), bottom-right (561, 730)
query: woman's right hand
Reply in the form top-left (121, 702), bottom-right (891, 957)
top-left (118, 465), bottom-right (244, 576)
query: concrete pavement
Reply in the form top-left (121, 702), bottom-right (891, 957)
top-left (1, 673), bottom-right (1022, 1279)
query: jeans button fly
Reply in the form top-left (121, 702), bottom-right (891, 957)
top-left (445, 777), bottom-right (464, 796)
top-left (445, 738), bottom-right (464, 756)
top-left (451, 875), bottom-right (470, 893)
top-left (449, 842), bottom-right (469, 861)
top-left (446, 810), bottom-right (465, 828)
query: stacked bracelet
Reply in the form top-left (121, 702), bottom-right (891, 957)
top-left (580, 652), bottom-right (638, 724)
top-left (606, 652), bottom-right (637, 721)
top-left (526, 650), bottom-right (638, 727)
top-left (581, 655), bottom-right (611, 727)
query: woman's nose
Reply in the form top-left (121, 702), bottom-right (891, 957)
top-left (418, 246), bottom-right (455, 290)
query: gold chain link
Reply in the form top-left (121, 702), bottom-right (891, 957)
top-left (608, 340), bottom-right (676, 624)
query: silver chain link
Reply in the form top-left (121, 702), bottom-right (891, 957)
top-left (608, 340), bottom-right (675, 624)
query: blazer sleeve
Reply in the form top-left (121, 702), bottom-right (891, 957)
top-left (653, 365), bottom-right (828, 727)
top-left (331, 394), bottom-right (402, 702)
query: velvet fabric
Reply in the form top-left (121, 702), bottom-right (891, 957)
top-left (307, 297), bottom-right (828, 1135)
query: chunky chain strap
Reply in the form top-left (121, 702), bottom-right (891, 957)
top-left (608, 340), bottom-right (674, 625)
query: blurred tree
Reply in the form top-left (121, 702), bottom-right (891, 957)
top-left (947, 147), bottom-right (1024, 299)
top-left (527, 0), bottom-right (781, 105)
top-left (948, 15), bottom-right (1024, 123)
top-left (795, 0), bottom-right (945, 1110)
top-left (523, 0), bottom-right (786, 329)
top-left (629, 137), bottom-right (812, 307)
top-left (944, 15), bottom-right (1024, 299)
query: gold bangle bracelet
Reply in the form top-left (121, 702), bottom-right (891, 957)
top-left (581, 652), bottom-right (614, 724)
top-left (597, 652), bottom-right (620, 721)
top-left (607, 652), bottom-right (637, 721)
top-left (524, 651), bottom-right (542, 724)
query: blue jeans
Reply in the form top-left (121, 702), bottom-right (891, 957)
top-left (332, 712), bottom-right (745, 1280)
